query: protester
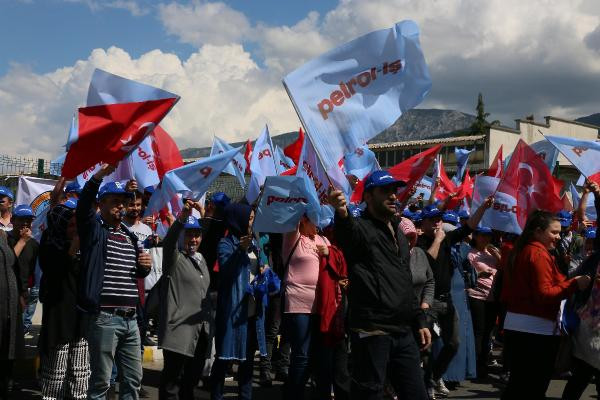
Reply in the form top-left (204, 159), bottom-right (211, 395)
top-left (0, 229), bottom-right (22, 399)
top-left (0, 186), bottom-right (14, 231)
top-left (416, 198), bottom-right (492, 397)
top-left (467, 226), bottom-right (501, 380)
top-left (329, 170), bottom-right (432, 400)
top-left (65, 181), bottom-right (82, 200)
top-left (38, 199), bottom-right (90, 399)
top-left (210, 202), bottom-right (266, 400)
top-left (501, 210), bottom-right (592, 399)
top-left (158, 200), bottom-right (212, 400)
top-left (6, 205), bottom-right (39, 335)
top-left (281, 215), bottom-right (332, 400)
top-left (76, 164), bottom-right (152, 399)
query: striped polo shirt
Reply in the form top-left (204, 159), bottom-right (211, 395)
top-left (99, 226), bottom-right (138, 309)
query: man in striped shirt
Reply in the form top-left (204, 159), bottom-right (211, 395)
top-left (76, 164), bottom-right (152, 400)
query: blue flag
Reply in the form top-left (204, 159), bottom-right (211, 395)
top-left (274, 145), bottom-right (295, 174)
top-left (209, 136), bottom-right (246, 187)
top-left (254, 176), bottom-right (311, 233)
top-left (247, 126), bottom-right (277, 203)
top-left (344, 145), bottom-right (379, 180)
top-left (283, 20), bottom-right (431, 177)
top-left (505, 140), bottom-right (559, 173)
top-left (452, 148), bottom-right (473, 185)
top-left (144, 147), bottom-right (239, 216)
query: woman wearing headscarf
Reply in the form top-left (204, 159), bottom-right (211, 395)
top-left (158, 200), bottom-right (212, 400)
top-left (210, 203), bottom-right (267, 400)
top-left (38, 199), bottom-right (90, 399)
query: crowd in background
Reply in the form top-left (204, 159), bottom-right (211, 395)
top-left (0, 163), bottom-right (599, 400)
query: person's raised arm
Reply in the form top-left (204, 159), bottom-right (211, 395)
top-left (161, 200), bottom-right (193, 276)
top-left (427, 226), bottom-right (445, 260)
top-left (427, 178), bottom-right (440, 205)
top-left (328, 190), bottom-right (365, 258)
top-left (589, 181), bottom-right (600, 250)
top-left (76, 164), bottom-right (115, 234)
top-left (466, 196), bottom-right (494, 231)
top-left (577, 183), bottom-right (592, 223)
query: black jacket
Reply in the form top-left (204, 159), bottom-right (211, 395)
top-left (334, 209), bottom-right (426, 333)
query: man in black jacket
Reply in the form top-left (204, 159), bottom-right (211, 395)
top-left (329, 170), bottom-right (431, 400)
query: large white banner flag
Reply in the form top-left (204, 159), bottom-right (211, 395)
top-left (247, 125), bottom-right (278, 203)
top-left (16, 176), bottom-right (58, 240)
top-left (472, 176), bottom-right (521, 234)
top-left (283, 20), bottom-right (431, 174)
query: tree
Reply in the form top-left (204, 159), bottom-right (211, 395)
top-left (470, 93), bottom-right (500, 134)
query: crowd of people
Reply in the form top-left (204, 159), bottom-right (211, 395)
top-left (0, 162), bottom-right (599, 400)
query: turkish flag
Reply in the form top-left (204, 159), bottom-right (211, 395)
top-left (350, 145), bottom-right (441, 203)
top-left (244, 139), bottom-right (253, 174)
top-left (435, 156), bottom-right (458, 201)
top-left (151, 126), bottom-right (183, 178)
top-left (62, 98), bottom-right (177, 179)
top-left (284, 127), bottom-right (305, 165)
top-left (488, 145), bottom-right (503, 178)
top-left (498, 140), bottom-right (562, 227)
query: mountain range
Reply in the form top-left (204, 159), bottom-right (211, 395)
top-left (180, 109), bottom-right (599, 159)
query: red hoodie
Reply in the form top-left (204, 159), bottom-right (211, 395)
top-left (315, 245), bottom-right (347, 346)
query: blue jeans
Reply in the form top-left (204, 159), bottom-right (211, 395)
top-left (22, 286), bottom-right (39, 332)
top-left (86, 311), bottom-right (142, 400)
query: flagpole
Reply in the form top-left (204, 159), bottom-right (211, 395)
top-left (282, 81), bottom-right (335, 189)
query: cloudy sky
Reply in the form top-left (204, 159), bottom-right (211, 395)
top-left (1, 0), bottom-right (600, 159)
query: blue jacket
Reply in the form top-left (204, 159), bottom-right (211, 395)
top-left (76, 178), bottom-right (149, 313)
top-left (215, 234), bottom-right (266, 360)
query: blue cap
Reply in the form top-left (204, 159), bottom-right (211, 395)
top-left (0, 186), bottom-right (14, 201)
top-left (364, 170), bottom-right (406, 190)
top-left (144, 186), bottom-right (155, 194)
top-left (211, 192), bottom-right (231, 209)
top-left (13, 205), bottom-right (34, 218)
top-left (442, 211), bottom-right (459, 226)
top-left (475, 226), bottom-right (493, 235)
top-left (183, 216), bottom-right (202, 230)
top-left (65, 181), bottom-right (82, 194)
top-left (422, 205), bottom-right (442, 220)
top-left (402, 209), bottom-right (415, 219)
top-left (585, 228), bottom-right (596, 239)
top-left (98, 181), bottom-right (135, 200)
top-left (413, 210), bottom-right (423, 222)
top-left (557, 210), bottom-right (572, 227)
top-left (458, 209), bottom-right (470, 219)
top-left (63, 199), bottom-right (78, 209)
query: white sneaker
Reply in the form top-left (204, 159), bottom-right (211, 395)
top-left (433, 378), bottom-right (450, 397)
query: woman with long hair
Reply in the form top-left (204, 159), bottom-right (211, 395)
top-left (501, 210), bottom-right (591, 399)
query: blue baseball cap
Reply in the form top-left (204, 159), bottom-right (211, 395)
top-left (458, 209), bottom-right (470, 219)
top-left (13, 205), bottom-right (34, 218)
top-left (183, 216), bottom-right (202, 230)
top-left (402, 209), bottom-right (415, 219)
top-left (442, 211), bottom-right (459, 226)
top-left (211, 192), bottom-right (231, 209)
top-left (65, 181), bottom-right (82, 194)
top-left (585, 228), bottom-right (596, 239)
top-left (98, 181), bottom-right (135, 200)
top-left (413, 210), bottom-right (423, 223)
top-left (144, 186), bottom-right (155, 194)
top-left (63, 199), bottom-right (78, 209)
top-left (422, 205), bottom-right (442, 220)
top-left (0, 186), bottom-right (14, 201)
top-left (556, 210), bottom-right (572, 228)
top-left (364, 170), bottom-right (406, 190)
top-left (475, 226), bottom-right (493, 235)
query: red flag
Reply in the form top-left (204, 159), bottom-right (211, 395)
top-left (281, 165), bottom-right (298, 176)
top-left (435, 156), bottom-right (458, 201)
top-left (151, 126), bottom-right (183, 178)
top-left (561, 192), bottom-right (573, 212)
top-left (244, 139), bottom-right (253, 174)
top-left (62, 98), bottom-right (177, 179)
top-left (498, 140), bottom-right (562, 227)
top-left (461, 169), bottom-right (474, 199)
top-left (488, 145), bottom-right (504, 178)
top-left (284, 127), bottom-right (305, 165)
top-left (350, 145), bottom-right (441, 203)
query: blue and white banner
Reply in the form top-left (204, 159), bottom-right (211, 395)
top-left (274, 145), bottom-right (295, 174)
top-left (247, 125), bottom-right (278, 203)
top-left (344, 145), bottom-right (379, 180)
top-left (472, 175), bottom-right (521, 234)
top-left (254, 176), bottom-right (312, 233)
top-left (412, 175), bottom-right (433, 199)
top-left (283, 20), bottom-right (431, 176)
top-left (452, 148), bottom-right (473, 185)
top-left (145, 147), bottom-right (239, 216)
top-left (16, 176), bottom-right (58, 241)
top-left (210, 136), bottom-right (246, 187)
top-left (545, 135), bottom-right (600, 182)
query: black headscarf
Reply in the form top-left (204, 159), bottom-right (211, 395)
top-left (224, 203), bottom-right (252, 238)
top-left (44, 204), bottom-right (75, 251)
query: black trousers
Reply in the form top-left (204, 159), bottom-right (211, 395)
top-left (350, 331), bottom-right (427, 400)
top-left (259, 294), bottom-right (290, 375)
top-left (159, 333), bottom-right (208, 400)
top-left (429, 299), bottom-right (460, 381)
top-left (469, 298), bottom-right (498, 378)
top-left (0, 360), bottom-right (13, 400)
top-left (501, 330), bottom-right (559, 400)
top-left (562, 357), bottom-right (600, 400)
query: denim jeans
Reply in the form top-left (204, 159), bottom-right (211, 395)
top-left (350, 331), bottom-right (428, 400)
top-left (22, 286), bottom-right (39, 332)
top-left (86, 311), bottom-right (142, 400)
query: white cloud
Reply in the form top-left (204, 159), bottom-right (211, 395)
top-left (63, 0), bottom-right (151, 16)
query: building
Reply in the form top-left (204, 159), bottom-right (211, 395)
top-left (370, 116), bottom-right (599, 183)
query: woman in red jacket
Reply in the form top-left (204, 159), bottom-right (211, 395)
top-left (501, 210), bottom-right (591, 400)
